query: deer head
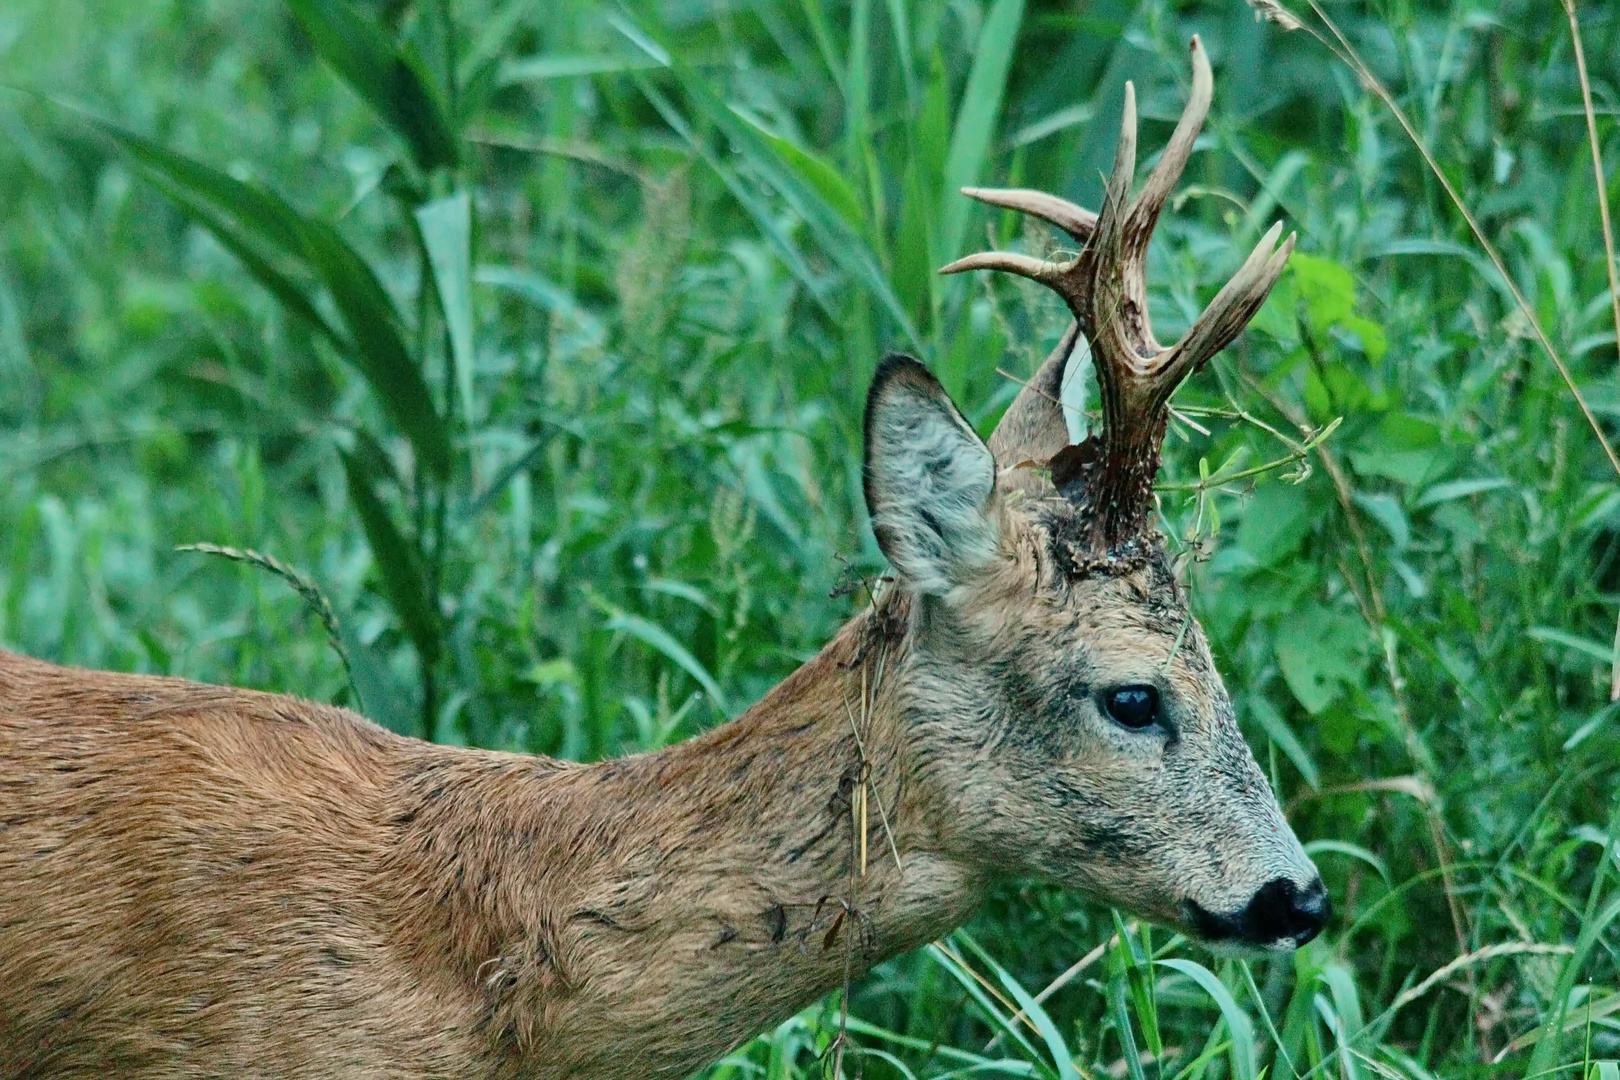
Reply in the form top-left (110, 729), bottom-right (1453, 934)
top-left (863, 36), bottom-right (1325, 951)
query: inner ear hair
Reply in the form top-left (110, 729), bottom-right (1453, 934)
top-left (862, 355), bottom-right (999, 596)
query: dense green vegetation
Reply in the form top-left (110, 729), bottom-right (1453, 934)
top-left (4, 0), bottom-right (1620, 1075)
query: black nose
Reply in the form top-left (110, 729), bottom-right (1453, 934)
top-left (1187, 876), bottom-right (1330, 948)
top-left (1243, 876), bottom-right (1330, 946)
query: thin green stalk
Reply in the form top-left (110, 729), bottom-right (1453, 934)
top-left (1562, 0), bottom-right (1620, 700)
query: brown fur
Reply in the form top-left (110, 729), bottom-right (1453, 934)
top-left (0, 606), bottom-right (982, 1079)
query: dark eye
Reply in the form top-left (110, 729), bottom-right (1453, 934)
top-left (1104, 685), bottom-right (1159, 729)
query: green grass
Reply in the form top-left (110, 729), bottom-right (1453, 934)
top-left (3, 0), bottom-right (1620, 1075)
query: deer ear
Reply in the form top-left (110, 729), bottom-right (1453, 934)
top-left (863, 354), bottom-right (999, 596)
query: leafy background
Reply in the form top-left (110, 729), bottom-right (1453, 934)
top-left (3, 0), bottom-right (1620, 1075)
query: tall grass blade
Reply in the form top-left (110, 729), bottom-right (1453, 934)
top-left (939, 0), bottom-right (1026, 263)
top-left (1159, 959), bottom-right (1257, 1080)
top-left (283, 0), bottom-right (458, 170)
top-left (301, 220), bottom-right (450, 479)
top-left (415, 191), bottom-right (477, 425)
top-left (339, 449), bottom-right (441, 671)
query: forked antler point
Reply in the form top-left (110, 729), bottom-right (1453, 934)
top-left (940, 34), bottom-right (1294, 559)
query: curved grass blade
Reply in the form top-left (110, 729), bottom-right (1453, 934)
top-left (939, 0), bottom-right (1026, 263)
top-left (956, 931), bottom-right (1080, 1080)
top-left (301, 219), bottom-right (450, 479)
top-left (283, 0), bottom-right (458, 171)
top-left (1158, 958), bottom-right (1257, 1080)
top-left (415, 191), bottom-right (476, 424)
top-left (340, 449), bottom-right (440, 671)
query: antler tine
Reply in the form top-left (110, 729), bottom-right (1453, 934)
top-left (1166, 222), bottom-right (1296, 393)
top-left (1123, 37), bottom-right (1213, 262)
top-left (959, 188), bottom-right (1098, 246)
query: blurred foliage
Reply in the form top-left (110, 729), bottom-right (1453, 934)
top-left (4, 0), bottom-right (1620, 1075)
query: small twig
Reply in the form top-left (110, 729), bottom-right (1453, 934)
top-left (177, 543), bottom-right (362, 710)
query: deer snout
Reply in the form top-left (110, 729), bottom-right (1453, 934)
top-left (1187, 876), bottom-right (1330, 950)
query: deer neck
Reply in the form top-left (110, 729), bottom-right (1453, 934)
top-left (383, 597), bottom-right (985, 1076)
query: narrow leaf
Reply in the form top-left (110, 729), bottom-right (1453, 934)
top-left (1158, 959), bottom-right (1257, 1080)
top-left (284, 0), bottom-right (458, 170)
top-left (340, 450), bottom-right (440, 669)
top-left (939, 0), bottom-right (1026, 262)
top-left (415, 191), bottom-right (477, 424)
top-left (604, 610), bottom-right (728, 715)
top-left (301, 220), bottom-right (450, 479)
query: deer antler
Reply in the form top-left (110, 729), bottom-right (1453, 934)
top-left (943, 36), bottom-right (1294, 558)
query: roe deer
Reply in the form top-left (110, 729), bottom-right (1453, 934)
top-left (0, 37), bottom-right (1324, 1079)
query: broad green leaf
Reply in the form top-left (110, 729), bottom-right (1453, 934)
top-left (284, 0), bottom-right (458, 171)
top-left (1235, 483), bottom-right (1314, 568)
top-left (300, 219), bottom-right (449, 479)
top-left (415, 191), bottom-right (476, 424)
top-left (939, 0), bottom-right (1026, 263)
top-left (1275, 605), bottom-right (1371, 715)
top-left (340, 450), bottom-right (440, 670)
top-left (1290, 252), bottom-right (1357, 328)
top-left (1158, 959), bottom-right (1257, 1080)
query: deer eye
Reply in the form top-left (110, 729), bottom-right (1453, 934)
top-left (1104, 685), bottom-right (1159, 729)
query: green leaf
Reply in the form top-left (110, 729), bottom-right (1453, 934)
top-left (1246, 693), bottom-right (1320, 789)
top-left (1235, 483), bottom-right (1314, 568)
top-left (957, 932), bottom-right (1079, 1080)
top-left (98, 123), bottom-right (347, 349)
top-left (1415, 476), bottom-right (1510, 507)
top-left (340, 450), bottom-right (440, 671)
top-left (1528, 626), bottom-right (1614, 664)
top-left (1290, 252), bottom-right (1357, 328)
top-left (604, 610), bottom-right (728, 716)
top-left (632, 38), bottom-right (920, 349)
top-left (138, 169), bottom-right (346, 352)
top-left (283, 0), bottom-right (458, 171)
top-left (939, 0), bottom-right (1026, 263)
top-left (1157, 959), bottom-right (1257, 1080)
top-left (300, 219), bottom-right (450, 479)
top-left (415, 191), bottom-right (476, 424)
top-left (1275, 605), bottom-right (1372, 715)
top-left (731, 108), bottom-right (865, 230)
top-left (499, 53), bottom-right (662, 83)
top-left (1305, 839), bottom-right (1392, 885)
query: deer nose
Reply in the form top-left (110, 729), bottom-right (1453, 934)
top-left (1243, 876), bottom-right (1330, 946)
